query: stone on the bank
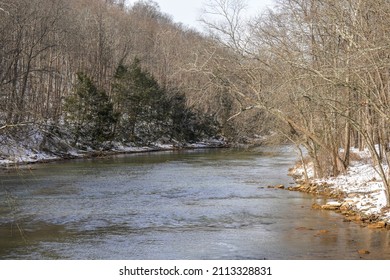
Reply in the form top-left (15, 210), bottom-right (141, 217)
top-left (312, 203), bottom-right (322, 210)
top-left (367, 221), bottom-right (386, 229)
top-left (299, 185), bottom-right (310, 192)
top-left (268, 184), bottom-right (285, 189)
top-left (340, 202), bottom-right (352, 213)
top-left (321, 201), bottom-right (342, 210)
top-left (316, 229), bottom-right (330, 235)
top-left (344, 215), bottom-right (362, 222)
top-left (358, 249), bottom-right (370, 255)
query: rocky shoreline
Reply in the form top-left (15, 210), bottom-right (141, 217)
top-left (268, 181), bottom-right (390, 230)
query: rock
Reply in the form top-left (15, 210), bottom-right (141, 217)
top-left (312, 203), bottom-right (322, 210)
top-left (316, 229), bottom-right (330, 235)
top-left (340, 202), bottom-right (352, 213)
top-left (268, 184), bottom-right (285, 189)
top-left (344, 215), bottom-right (362, 222)
top-left (367, 221), bottom-right (386, 229)
top-left (321, 202), bottom-right (342, 210)
top-left (287, 186), bottom-right (296, 191)
top-left (354, 215), bottom-right (363, 221)
top-left (362, 214), bottom-right (380, 223)
top-left (358, 249), bottom-right (370, 255)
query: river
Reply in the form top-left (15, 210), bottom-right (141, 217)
top-left (1, 146), bottom-right (390, 259)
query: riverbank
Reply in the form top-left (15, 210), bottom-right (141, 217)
top-left (0, 135), bottom-right (228, 169)
top-left (287, 148), bottom-right (390, 229)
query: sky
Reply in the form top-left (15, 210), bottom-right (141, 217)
top-left (127, 0), bottom-right (275, 30)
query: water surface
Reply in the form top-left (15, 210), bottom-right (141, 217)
top-left (1, 146), bottom-right (390, 259)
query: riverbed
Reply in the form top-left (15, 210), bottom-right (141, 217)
top-left (1, 146), bottom-right (390, 259)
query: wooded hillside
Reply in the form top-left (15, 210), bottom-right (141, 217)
top-left (0, 0), bottom-right (268, 149)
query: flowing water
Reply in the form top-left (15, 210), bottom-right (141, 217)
top-left (1, 146), bottom-right (390, 260)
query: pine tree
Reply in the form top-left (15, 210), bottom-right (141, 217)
top-left (64, 72), bottom-right (117, 148)
top-left (112, 59), bottom-right (169, 143)
top-left (112, 59), bottom-right (220, 144)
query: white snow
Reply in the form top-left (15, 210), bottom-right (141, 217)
top-left (0, 136), bottom-right (57, 166)
top-left (290, 147), bottom-right (390, 223)
top-left (0, 134), bottom-right (227, 168)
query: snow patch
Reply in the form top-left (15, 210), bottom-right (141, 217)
top-left (291, 148), bottom-right (390, 223)
top-left (0, 132), bottom-right (227, 168)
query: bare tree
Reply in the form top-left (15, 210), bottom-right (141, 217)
top-left (200, 0), bottom-right (250, 55)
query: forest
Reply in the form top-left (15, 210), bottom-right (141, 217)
top-left (0, 0), bottom-right (231, 151)
top-left (1, 0), bottom-right (390, 202)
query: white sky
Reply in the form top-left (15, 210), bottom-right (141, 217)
top-left (127, 0), bottom-right (275, 30)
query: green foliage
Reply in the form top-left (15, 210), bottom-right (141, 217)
top-left (113, 59), bottom-right (168, 142)
top-left (168, 92), bottom-right (219, 142)
top-left (62, 60), bottom-right (220, 149)
top-left (112, 59), bottom-right (220, 144)
top-left (64, 73), bottom-right (117, 148)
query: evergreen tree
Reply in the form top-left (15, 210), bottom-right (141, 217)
top-left (168, 90), bottom-right (220, 142)
top-left (64, 72), bottom-right (117, 148)
top-left (112, 59), bottom-right (220, 145)
top-left (112, 59), bottom-right (169, 143)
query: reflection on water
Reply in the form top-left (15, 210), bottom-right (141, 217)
top-left (1, 146), bottom-right (390, 259)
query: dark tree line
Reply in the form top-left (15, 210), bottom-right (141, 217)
top-left (63, 60), bottom-right (219, 149)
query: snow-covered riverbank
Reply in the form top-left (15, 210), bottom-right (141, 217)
top-left (0, 135), bottom-right (227, 168)
top-left (288, 148), bottom-right (390, 228)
